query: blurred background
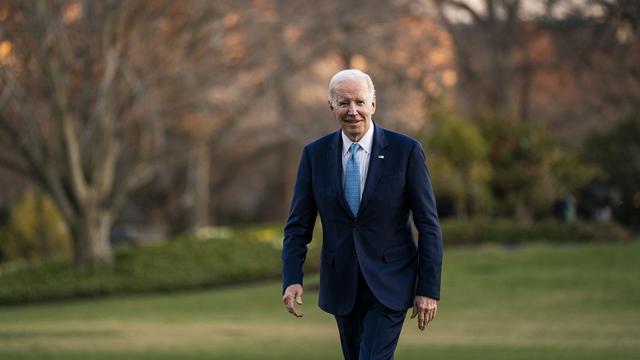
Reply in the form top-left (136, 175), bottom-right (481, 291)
top-left (0, 1), bottom-right (638, 359)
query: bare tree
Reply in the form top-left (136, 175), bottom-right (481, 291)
top-left (432, 0), bottom-right (524, 118)
top-left (0, 0), bottom-right (247, 267)
top-left (430, 0), bottom-right (639, 128)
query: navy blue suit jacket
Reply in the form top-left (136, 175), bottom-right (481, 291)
top-left (282, 124), bottom-right (443, 315)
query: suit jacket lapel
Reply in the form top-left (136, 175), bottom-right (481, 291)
top-left (328, 130), bottom-right (353, 218)
top-left (358, 124), bottom-right (389, 217)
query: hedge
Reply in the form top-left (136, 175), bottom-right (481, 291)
top-left (0, 220), bottom-right (630, 305)
top-left (0, 225), bottom-right (321, 305)
top-left (440, 219), bottom-right (631, 246)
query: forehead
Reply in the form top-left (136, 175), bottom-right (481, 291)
top-left (333, 78), bottom-right (370, 99)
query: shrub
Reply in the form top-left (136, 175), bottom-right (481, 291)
top-left (0, 223), bottom-right (321, 305)
top-left (441, 219), bottom-right (631, 247)
top-left (0, 189), bottom-right (71, 262)
top-left (422, 106), bottom-right (493, 218)
top-left (480, 117), bottom-right (598, 220)
top-left (583, 112), bottom-right (640, 228)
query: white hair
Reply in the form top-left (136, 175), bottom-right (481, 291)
top-left (327, 69), bottom-right (376, 105)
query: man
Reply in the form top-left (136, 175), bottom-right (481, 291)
top-left (282, 69), bottom-right (443, 359)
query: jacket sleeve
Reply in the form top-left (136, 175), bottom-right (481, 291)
top-left (406, 142), bottom-right (443, 300)
top-left (282, 146), bottom-right (318, 291)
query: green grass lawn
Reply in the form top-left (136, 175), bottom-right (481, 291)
top-left (0, 242), bottom-right (639, 359)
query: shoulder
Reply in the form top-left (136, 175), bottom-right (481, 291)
top-left (378, 126), bottom-right (421, 150)
top-left (304, 131), bottom-right (339, 154)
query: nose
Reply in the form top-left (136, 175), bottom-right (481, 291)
top-left (347, 102), bottom-right (357, 115)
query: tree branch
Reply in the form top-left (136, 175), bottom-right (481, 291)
top-left (436, 0), bottom-right (485, 24)
top-left (0, 153), bottom-right (31, 177)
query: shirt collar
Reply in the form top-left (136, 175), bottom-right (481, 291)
top-left (341, 122), bottom-right (375, 157)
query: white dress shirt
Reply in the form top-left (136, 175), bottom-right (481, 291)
top-left (341, 122), bottom-right (374, 200)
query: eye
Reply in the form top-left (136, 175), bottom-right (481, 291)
top-left (356, 100), bottom-right (365, 105)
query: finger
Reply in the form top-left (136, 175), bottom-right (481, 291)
top-left (426, 309), bottom-right (435, 326)
top-left (284, 294), bottom-right (293, 307)
top-left (287, 302), bottom-right (302, 318)
top-left (291, 306), bottom-right (304, 318)
top-left (430, 304), bottom-right (438, 322)
top-left (286, 297), bottom-right (303, 318)
top-left (285, 296), bottom-right (295, 312)
top-left (290, 307), bottom-right (303, 318)
top-left (418, 311), bottom-right (426, 331)
top-left (411, 305), bottom-right (417, 319)
top-left (295, 292), bottom-right (303, 305)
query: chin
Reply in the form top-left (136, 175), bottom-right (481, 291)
top-left (344, 127), bottom-right (361, 135)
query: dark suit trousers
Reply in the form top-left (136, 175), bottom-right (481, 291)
top-left (335, 268), bottom-right (407, 360)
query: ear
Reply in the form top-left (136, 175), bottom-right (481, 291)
top-left (328, 100), bottom-right (334, 111)
top-left (371, 96), bottom-right (376, 114)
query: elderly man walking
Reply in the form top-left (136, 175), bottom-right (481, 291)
top-left (281, 69), bottom-right (443, 359)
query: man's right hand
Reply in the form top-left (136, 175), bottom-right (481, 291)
top-left (282, 284), bottom-right (304, 318)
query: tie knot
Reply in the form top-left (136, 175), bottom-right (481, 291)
top-left (350, 143), bottom-right (360, 154)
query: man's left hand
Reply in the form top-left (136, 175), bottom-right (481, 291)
top-left (411, 296), bottom-right (438, 331)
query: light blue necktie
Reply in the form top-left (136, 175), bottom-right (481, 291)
top-left (344, 143), bottom-right (361, 216)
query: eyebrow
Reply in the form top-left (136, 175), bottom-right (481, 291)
top-left (336, 97), bottom-right (366, 102)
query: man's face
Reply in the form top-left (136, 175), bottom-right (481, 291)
top-left (329, 78), bottom-right (376, 142)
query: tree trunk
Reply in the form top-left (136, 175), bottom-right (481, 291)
top-left (192, 148), bottom-right (211, 230)
top-left (71, 209), bottom-right (114, 268)
top-left (518, 60), bottom-right (534, 122)
top-left (195, 150), bottom-right (211, 228)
